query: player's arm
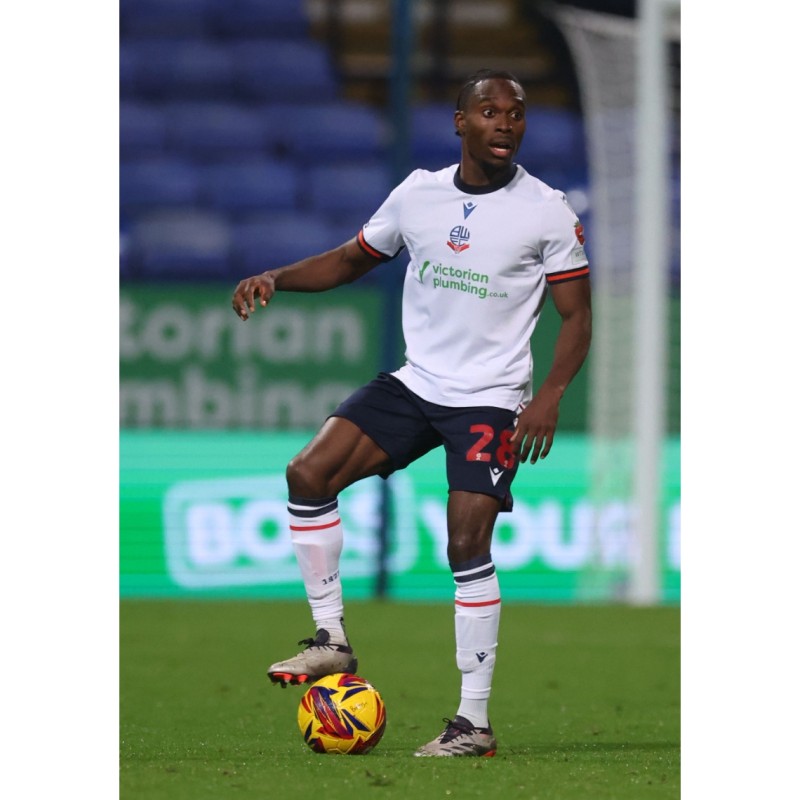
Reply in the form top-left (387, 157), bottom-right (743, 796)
top-left (511, 276), bottom-right (592, 463)
top-left (232, 237), bottom-right (383, 320)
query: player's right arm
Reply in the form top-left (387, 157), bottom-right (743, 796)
top-left (232, 237), bottom-right (383, 321)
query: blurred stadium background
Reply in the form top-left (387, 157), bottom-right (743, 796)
top-left (119, 0), bottom-right (680, 606)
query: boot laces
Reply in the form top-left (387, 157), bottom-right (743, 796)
top-left (439, 717), bottom-right (476, 743)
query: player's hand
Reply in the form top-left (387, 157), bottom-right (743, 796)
top-left (232, 272), bottom-right (276, 320)
top-left (509, 391), bottom-right (560, 464)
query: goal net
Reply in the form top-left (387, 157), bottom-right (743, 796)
top-left (548, 0), bottom-right (681, 602)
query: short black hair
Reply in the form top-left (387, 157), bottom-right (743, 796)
top-left (455, 69), bottom-right (523, 111)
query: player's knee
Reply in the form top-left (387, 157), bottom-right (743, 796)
top-left (286, 453), bottom-right (329, 498)
top-left (447, 533), bottom-right (490, 564)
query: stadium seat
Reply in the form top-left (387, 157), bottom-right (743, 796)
top-left (121, 39), bottom-right (236, 101)
top-left (305, 162), bottom-right (393, 222)
top-left (120, 102), bottom-right (167, 157)
top-left (165, 102), bottom-right (266, 160)
top-left (410, 102), bottom-right (461, 171)
top-left (230, 39), bottom-right (339, 102)
top-left (515, 106), bottom-right (587, 173)
top-left (328, 215), bottom-right (368, 244)
top-left (231, 212), bottom-right (343, 273)
top-left (120, 0), bottom-right (214, 38)
top-left (197, 158), bottom-right (300, 214)
top-left (207, 0), bottom-right (311, 38)
top-left (260, 102), bottom-right (388, 162)
top-left (120, 158), bottom-right (201, 216)
top-left (130, 210), bottom-right (232, 279)
top-left (119, 43), bottom-right (138, 99)
top-left (120, 221), bottom-right (133, 279)
top-left (529, 166), bottom-right (590, 195)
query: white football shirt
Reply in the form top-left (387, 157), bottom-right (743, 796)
top-left (357, 164), bottom-right (589, 411)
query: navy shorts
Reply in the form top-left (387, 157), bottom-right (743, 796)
top-left (331, 372), bottom-right (520, 511)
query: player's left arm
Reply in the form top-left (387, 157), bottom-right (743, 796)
top-left (511, 276), bottom-right (592, 464)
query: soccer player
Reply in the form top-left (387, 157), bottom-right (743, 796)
top-left (231, 69), bottom-right (592, 757)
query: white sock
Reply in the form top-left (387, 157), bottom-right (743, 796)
top-left (288, 495), bottom-right (347, 645)
top-left (451, 554), bottom-right (501, 730)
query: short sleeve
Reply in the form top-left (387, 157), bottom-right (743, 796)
top-left (356, 173), bottom-right (415, 261)
top-left (541, 191), bottom-right (590, 285)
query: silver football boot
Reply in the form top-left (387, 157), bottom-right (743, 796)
top-left (267, 628), bottom-right (358, 687)
top-left (414, 716), bottom-right (498, 757)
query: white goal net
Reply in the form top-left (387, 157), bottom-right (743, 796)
top-left (549, 0), bottom-right (681, 602)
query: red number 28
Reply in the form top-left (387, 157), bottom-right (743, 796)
top-left (467, 424), bottom-right (517, 469)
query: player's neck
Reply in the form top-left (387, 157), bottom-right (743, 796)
top-left (455, 163), bottom-right (517, 194)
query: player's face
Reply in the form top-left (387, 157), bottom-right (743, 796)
top-left (456, 79), bottom-right (526, 170)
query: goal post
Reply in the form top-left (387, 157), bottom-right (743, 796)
top-left (549, 0), bottom-right (681, 604)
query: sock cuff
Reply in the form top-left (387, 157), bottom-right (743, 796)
top-left (288, 495), bottom-right (339, 517)
top-left (451, 553), bottom-right (496, 584)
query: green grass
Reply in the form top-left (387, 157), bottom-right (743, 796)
top-left (120, 600), bottom-right (679, 799)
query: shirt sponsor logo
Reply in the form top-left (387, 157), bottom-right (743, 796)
top-left (414, 259), bottom-right (508, 300)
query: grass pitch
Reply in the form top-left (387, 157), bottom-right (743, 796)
top-left (120, 600), bottom-right (679, 799)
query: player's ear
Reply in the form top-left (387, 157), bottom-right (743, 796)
top-left (454, 109), bottom-right (465, 138)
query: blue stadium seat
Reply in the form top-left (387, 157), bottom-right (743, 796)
top-left (230, 39), bottom-right (338, 102)
top-left (515, 106), bottom-right (587, 173)
top-left (207, 0), bottom-right (310, 38)
top-left (231, 212), bottom-right (343, 273)
top-left (119, 43), bottom-right (138, 99)
top-left (120, 102), bottom-right (167, 157)
top-left (327, 216), bottom-right (368, 245)
top-left (121, 39), bottom-right (236, 100)
top-left (410, 102), bottom-right (460, 171)
top-left (131, 210), bottom-right (232, 279)
top-left (165, 102), bottom-right (266, 160)
top-left (261, 102), bottom-right (388, 162)
top-left (529, 167), bottom-right (590, 194)
top-left (305, 162), bottom-right (393, 222)
top-left (120, 220), bottom-right (133, 279)
top-left (120, 158), bottom-right (201, 216)
top-left (197, 158), bottom-right (300, 214)
top-left (120, 0), bottom-right (214, 38)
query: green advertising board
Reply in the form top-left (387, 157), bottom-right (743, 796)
top-left (120, 284), bottom-right (385, 429)
top-left (120, 431), bottom-right (680, 603)
top-left (119, 283), bottom-right (608, 432)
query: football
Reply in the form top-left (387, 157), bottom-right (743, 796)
top-left (297, 672), bottom-right (387, 754)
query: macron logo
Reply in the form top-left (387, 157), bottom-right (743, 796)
top-left (489, 467), bottom-right (504, 486)
top-left (476, 652), bottom-right (488, 663)
top-left (463, 201), bottom-right (477, 219)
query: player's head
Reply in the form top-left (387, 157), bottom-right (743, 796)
top-left (454, 69), bottom-right (526, 168)
top-left (455, 69), bottom-right (524, 117)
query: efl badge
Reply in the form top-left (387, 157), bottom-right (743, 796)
top-left (574, 221), bottom-right (585, 245)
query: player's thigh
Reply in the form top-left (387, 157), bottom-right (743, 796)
top-left (332, 372), bottom-right (441, 472)
top-left (287, 416), bottom-right (392, 497)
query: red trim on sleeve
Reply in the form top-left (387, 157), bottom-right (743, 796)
top-left (546, 266), bottom-right (590, 284)
top-left (357, 229), bottom-right (387, 260)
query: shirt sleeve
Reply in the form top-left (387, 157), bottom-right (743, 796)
top-left (356, 172), bottom-right (414, 261)
top-left (541, 190), bottom-right (590, 285)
